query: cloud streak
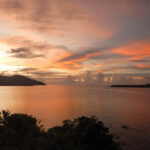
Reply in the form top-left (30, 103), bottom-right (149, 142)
top-left (8, 47), bottom-right (44, 58)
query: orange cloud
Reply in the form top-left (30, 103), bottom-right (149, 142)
top-left (53, 51), bottom-right (101, 71)
top-left (136, 64), bottom-right (150, 69)
top-left (54, 62), bottom-right (82, 71)
top-left (95, 64), bottom-right (102, 68)
top-left (112, 42), bottom-right (150, 60)
top-left (73, 51), bottom-right (101, 62)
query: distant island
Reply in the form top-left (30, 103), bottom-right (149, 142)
top-left (0, 75), bottom-right (46, 86)
top-left (111, 84), bottom-right (150, 88)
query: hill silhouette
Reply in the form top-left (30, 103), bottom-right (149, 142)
top-left (111, 84), bottom-right (150, 88)
top-left (0, 75), bottom-right (46, 86)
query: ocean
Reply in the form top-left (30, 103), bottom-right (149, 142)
top-left (0, 85), bottom-right (150, 150)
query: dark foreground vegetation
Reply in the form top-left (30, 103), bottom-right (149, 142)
top-left (0, 111), bottom-right (121, 150)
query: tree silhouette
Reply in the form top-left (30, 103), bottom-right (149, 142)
top-left (0, 111), bottom-right (121, 150)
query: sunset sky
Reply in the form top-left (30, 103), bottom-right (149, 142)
top-left (0, 0), bottom-right (150, 84)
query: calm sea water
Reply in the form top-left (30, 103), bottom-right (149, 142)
top-left (0, 85), bottom-right (150, 150)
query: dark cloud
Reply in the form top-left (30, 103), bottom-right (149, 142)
top-left (17, 67), bottom-right (65, 76)
top-left (8, 47), bottom-right (44, 58)
top-left (131, 57), bottom-right (150, 63)
top-left (11, 47), bottom-right (28, 53)
top-left (60, 46), bottom-right (112, 62)
top-left (11, 67), bottom-right (68, 83)
top-left (4, 37), bottom-right (71, 59)
top-left (0, 0), bottom-right (23, 12)
top-left (18, 67), bottom-right (38, 72)
top-left (20, 39), bottom-right (70, 53)
top-left (31, 71), bottom-right (67, 76)
top-left (0, 0), bottom-right (86, 34)
top-left (102, 65), bottom-right (150, 73)
top-left (91, 52), bottom-right (130, 61)
top-left (9, 38), bottom-right (69, 51)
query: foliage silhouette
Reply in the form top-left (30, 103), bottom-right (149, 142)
top-left (0, 110), bottom-right (121, 150)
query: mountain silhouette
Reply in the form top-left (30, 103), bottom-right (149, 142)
top-left (0, 75), bottom-right (46, 86)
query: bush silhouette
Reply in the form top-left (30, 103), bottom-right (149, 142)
top-left (0, 111), bottom-right (121, 150)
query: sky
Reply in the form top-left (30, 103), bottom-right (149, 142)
top-left (0, 0), bottom-right (150, 85)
